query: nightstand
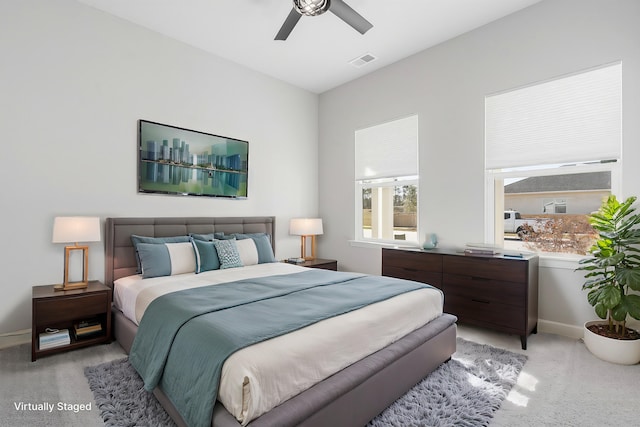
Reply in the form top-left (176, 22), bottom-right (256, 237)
top-left (300, 258), bottom-right (338, 271)
top-left (31, 280), bottom-right (112, 361)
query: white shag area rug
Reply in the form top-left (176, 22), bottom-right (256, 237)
top-left (85, 337), bottom-right (526, 427)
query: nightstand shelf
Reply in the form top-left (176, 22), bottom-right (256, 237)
top-left (303, 258), bottom-right (338, 270)
top-left (285, 258), bottom-right (338, 271)
top-left (31, 280), bottom-right (112, 361)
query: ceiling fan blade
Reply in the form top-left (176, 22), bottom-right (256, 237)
top-left (329, 0), bottom-right (373, 35)
top-left (275, 8), bottom-right (302, 40)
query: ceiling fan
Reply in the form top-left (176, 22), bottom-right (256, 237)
top-left (275, 0), bottom-right (373, 41)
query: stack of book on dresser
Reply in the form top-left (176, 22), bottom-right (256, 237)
top-left (39, 328), bottom-right (70, 350)
top-left (73, 318), bottom-right (103, 340)
top-left (464, 243), bottom-right (500, 256)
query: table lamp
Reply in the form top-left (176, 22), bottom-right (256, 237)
top-left (52, 216), bottom-right (101, 291)
top-left (289, 218), bottom-right (323, 260)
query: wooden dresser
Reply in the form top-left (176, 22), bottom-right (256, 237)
top-left (382, 247), bottom-right (538, 349)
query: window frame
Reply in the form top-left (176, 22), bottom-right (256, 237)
top-left (354, 114), bottom-right (419, 245)
top-left (484, 63), bottom-right (622, 258)
top-left (355, 176), bottom-right (419, 245)
top-left (485, 161), bottom-right (621, 253)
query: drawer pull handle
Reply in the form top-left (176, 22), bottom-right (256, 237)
top-left (472, 299), bottom-right (490, 304)
top-left (403, 268), bottom-right (419, 272)
top-left (472, 277), bottom-right (490, 281)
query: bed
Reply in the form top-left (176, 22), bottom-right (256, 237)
top-left (105, 216), bottom-right (457, 427)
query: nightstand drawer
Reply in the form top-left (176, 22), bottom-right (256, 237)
top-left (34, 293), bottom-right (108, 325)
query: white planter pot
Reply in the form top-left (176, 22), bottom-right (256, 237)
top-left (583, 321), bottom-right (640, 365)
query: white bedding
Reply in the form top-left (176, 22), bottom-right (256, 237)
top-left (114, 263), bottom-right (443, 425)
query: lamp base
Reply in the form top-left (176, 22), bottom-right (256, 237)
top-left (54, 281), bottom-right (89, 292)
top-left (300, 235), bottom-right (317, 260)
top-left (56, 244), bottom-right (90, 292)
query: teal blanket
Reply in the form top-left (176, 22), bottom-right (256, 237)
top-left (129, 269), bottom-right (436, 427)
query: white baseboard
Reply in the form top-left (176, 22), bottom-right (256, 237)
top-left (538, 319), bottom-right (584, 340)
top-left (0, 329), bottom-right (31, 350)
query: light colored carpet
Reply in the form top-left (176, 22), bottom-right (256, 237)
top-left (3, 327), bottom-right (639, 426)
top-left (457, 325), bottom-right (640, 427)
top-left (0, 342), bottom-right (125, 427)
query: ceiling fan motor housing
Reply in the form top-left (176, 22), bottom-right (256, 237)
top-left (293, 0), bottom-right (331, 16)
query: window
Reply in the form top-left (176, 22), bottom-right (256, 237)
top-left (485, 63), bottom-right (622, 255)
top-left (355, 115), bottom-right (418, 243)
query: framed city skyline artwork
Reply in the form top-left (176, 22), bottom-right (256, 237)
top-left (138, 120), bottom-right (248, 199)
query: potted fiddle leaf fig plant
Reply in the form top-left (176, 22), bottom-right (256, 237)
top-left (577, 195), bottom-right (640, 364)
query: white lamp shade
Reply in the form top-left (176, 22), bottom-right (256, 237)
top-left (52, 217), bottom-right (101, 243)
top-left (289, 218), bottom-right (323, 236)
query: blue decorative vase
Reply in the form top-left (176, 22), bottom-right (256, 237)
top-left (423, 233), bottom-right (438, 250)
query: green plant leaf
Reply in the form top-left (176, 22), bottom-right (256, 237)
top-left (611, 294), bottom-right (640, 322)
top-left (616, 268), bottom-right (640, 290)
top-left (594, 302), bottom-right (608, 319)
top-left (588, 285), bottom-right (621, 309)
top-left (624, 294), bottom-right (640, 320)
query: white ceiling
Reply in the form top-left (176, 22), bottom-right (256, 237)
top-left (75, 0), bottom-right (541, 93)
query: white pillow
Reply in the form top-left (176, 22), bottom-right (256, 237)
top-left (235, 238), bottom-right (259, 266)
top-left (165, 242), bottom-right (197, 275)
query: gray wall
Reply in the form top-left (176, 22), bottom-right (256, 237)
top-left (0, 0), bottom-right (319, 334)
top-left (318, 0), bottom-right (640, 336)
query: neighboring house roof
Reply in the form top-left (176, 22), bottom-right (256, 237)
top-left (505, 171), bottom-right (610, 194)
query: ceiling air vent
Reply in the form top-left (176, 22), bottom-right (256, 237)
top-left (349, 53), bottom-right (377, 68)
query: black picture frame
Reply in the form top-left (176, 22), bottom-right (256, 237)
top-left (138, 120), bottom-right (248, 199)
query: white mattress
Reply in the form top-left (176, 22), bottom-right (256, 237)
top-left (114, 263), bottom-right (443, 425)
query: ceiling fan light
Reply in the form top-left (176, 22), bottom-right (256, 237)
top-left (293, 0), bottom-right (330, 16)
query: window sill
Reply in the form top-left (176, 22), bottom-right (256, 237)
top-left (349, 240), bottom-right (420, 250)
top-left (350, 240), bottom-right (586, 269)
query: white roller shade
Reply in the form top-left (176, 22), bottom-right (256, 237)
top-left (355, 115), bottom-right (418, 180)
top-left (486, 63), bottom-right (621, 170)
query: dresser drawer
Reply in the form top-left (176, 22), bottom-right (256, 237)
top-left (443, 255), bottom-right (527, 283)
top-left (443, 273), bottom-right (525, 307)
top-left (443, 293), bottom-right (526, 331)
top-left (34, 293), bottom-right (109, 325)
top-left (382, 249), bottom-right (441, 271)
top-left (382, 266), bottom-right (442, 287)
top-left (382, 249), bottom-right (442, 286)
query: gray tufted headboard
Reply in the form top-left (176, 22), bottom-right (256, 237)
top-left (104, 216), bottom-right (276, 288)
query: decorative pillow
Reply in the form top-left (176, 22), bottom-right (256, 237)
top-left (191, 239), bottom-right (221, 273)
top-left (189, 232), bottom-right (225, 242)
top-left (136, 242), bottom-right (196, 279)
top-left (233, 233), bottom-right (276, 264)
top-left (213, 239), bottom-right (243, 269)
top-left (235, 238), bottom-right (259, 266)
top-left (130, 234), bottom-right (191, 273)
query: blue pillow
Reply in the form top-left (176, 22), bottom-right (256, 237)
top-left (213, 239), bottom-right (243, 269)
top-left (189, 232), bottom-right (225, 242)
top-left (136, 242), bottom-right (196, 278)
top-left (233, 233), bottom-right (276, 264)
top-left (192, 239), bottom-right (221, 273)
top-left (131, 234), bottom-right (191, 273)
